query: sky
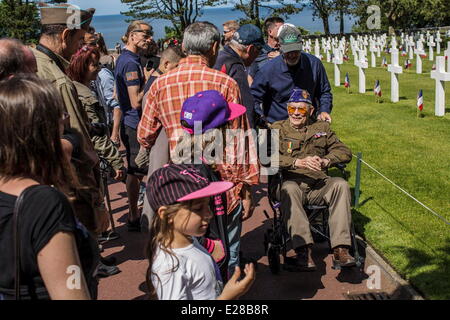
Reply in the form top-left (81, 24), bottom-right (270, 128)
top-left (67, 0), bottom-right (299, 16)
top-left (68, 0), bottom-right (129, 16)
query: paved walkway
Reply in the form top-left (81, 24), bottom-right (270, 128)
top-left (98, 178), bottom-right (414, 300)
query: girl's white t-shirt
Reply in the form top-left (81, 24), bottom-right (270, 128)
top-left (151, 238), bottom-right (224, 300)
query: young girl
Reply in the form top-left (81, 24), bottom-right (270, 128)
top-left (146, 164), bottom-right (255, 300)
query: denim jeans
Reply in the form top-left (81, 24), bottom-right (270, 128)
top-left (227, 201), bottom-right (243, 276)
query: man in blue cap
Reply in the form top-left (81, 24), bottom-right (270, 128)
top-left (270, 87), bottom-right (355, 271)
top-left (213, 24), bottom-right (264, 128)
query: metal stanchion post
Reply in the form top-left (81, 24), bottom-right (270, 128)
top-left (354, 152), bottom-right (362, 208)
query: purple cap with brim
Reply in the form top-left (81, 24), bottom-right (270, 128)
top-left (181, 90), bottom-right (247, 134)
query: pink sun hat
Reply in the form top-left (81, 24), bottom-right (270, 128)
top-left (146, 164), bottom-right (233, 211)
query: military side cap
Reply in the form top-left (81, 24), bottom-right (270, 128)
top-left (39, 3), bottom-right (95, 30)
top-left (289, 87), bottom-right (312, 105)
top-left (278, 24), bottom-right (302, 53)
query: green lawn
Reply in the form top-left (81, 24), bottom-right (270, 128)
top-left (321, 51), bottom-right (450, 299)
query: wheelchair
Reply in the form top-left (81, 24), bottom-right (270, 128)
top-left (262, 164), bottom-right (364, 274)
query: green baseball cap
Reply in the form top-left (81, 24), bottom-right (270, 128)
top-left (278, 24), bottom-right (302, 53)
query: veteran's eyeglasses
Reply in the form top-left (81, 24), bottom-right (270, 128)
top-left (287, 105), bottom-right (308, 115)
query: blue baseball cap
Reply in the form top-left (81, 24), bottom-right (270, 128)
top-left (288, 88), bottom-right (313, 105)
top-left (180, 90), bottom-right (247, 134)
top-left (232, 24), bottom-right (264, 47)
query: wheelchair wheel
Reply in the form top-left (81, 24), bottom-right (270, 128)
top-left (263, 228), bottom-right (273, 253)
top-left (267, 244), bottom-right (280, 274)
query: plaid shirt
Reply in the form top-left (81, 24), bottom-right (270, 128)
top-left (138, 55), bottom-right (259, 213)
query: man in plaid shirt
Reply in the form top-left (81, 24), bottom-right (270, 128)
top-left (138, 22), bottom-right (259, 274)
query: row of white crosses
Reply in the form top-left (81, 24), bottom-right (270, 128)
top-left (317, 31), bottom-right (450, 116)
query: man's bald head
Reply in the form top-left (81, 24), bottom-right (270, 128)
top-left (0, 38), bottom-right (24, 80)
top-left (0, 38), bottom-right (37, 80)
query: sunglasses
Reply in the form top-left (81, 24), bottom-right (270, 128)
top-left (132, 29), bottom-right (154, 39)
top-left (287, 105), bottom-right (308, 115)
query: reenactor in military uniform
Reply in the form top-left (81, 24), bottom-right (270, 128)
top-left (73, 79), bottom-right (125, 179)
top-left (270, 88), bottom-right (356, 271)
top-left (31, 4), bottom-right (109, 235)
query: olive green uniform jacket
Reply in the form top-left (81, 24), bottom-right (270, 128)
top-left (270, 119), bottom-right (352, 183)
top-left (73, 81), bottom-right (124, 172)
top-left (32, 47), bottom-right (106, 233)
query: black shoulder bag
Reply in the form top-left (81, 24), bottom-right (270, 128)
top-left (12, 185), bottom-right (41, 300)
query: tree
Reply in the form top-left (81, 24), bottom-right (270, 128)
top-left (121, 0), bottom-right (224, 39)
top-left (333, 0), bottom-right (352, 34)
top-left (0, 0), bottom-right (40, 43)
top-left (350, 0), bottom-right (450, 32)
top-left (308, 0), bottom-right (333, 35)
top-left (233, 0), bottom-right (303, 30)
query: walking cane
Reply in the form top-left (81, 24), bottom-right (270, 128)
top-left (99, 157), bottom-right (119, 237)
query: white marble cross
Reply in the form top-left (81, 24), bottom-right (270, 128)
top-left (427, 36), bottom-right (436, 61)
top-left (387, 47), bottom-right (403, 102)
top-left (430, 56), bottom-right (450, 116)
top-left (332, 48), bottom-right (343, 87)
top-left (325, 41), bottom-right (331, 62)
top-left (355, 49), bottom-right (368, 93)
top-left (445, 42), bottom-right (450, 73)
top-left (408, 37), bottom-right (414, 60)
top-left (369, 41), bottom-right (377, 68)
top-left (436, 32), bottom-right (442, 54)
top-left (314, 39), bottom-right (320, 58)
top-left (415, 41), bottom-right (426, 74)
top-left (353, 45), bottom-right (359, 65)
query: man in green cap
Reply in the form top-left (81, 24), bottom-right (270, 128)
top-left (31, 3), bottom-right (109, 236)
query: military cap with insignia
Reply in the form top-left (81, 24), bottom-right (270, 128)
top-left (38, 2), bottom-right (95, 31)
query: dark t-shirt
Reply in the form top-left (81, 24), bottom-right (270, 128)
top-left (143, 75), bottom-right (158, 96)
top-left (0, 185), bottom-right (98, 300)
top-left (115, 49), bottom-right (145, 129)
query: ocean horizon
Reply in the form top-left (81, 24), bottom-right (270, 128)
top-left (91, 6), bottom-right (356, 49)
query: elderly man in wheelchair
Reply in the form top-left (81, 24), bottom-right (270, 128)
top-left (269, 87), bottom-right (356, 271)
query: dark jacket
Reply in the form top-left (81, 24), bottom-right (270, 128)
top-left (251, 52), bottom-right (333, 123)
top-left (213, 45), bottom-right (255, 128)
top-left (271, 119), bottom-right (351, 182)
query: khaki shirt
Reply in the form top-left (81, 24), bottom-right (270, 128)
top-left (32, 47), bottom-right (104, 232)
top-left (31, 47), bottom-right (98, 169)
top-left (271, 119), bottom-right (352, 181)
top-left (74, 81), bottom-right (124, 171)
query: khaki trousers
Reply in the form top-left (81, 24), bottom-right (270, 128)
top-left (141, 128), bottom-right (170, 232)
top-left (280, 177), bottom-right (352, 249)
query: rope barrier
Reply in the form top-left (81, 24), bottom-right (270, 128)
top-left (352, 154), bottom-right (450, 227)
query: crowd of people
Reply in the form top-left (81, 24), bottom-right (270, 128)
top-left (0, 2), bottom-right (357, 300)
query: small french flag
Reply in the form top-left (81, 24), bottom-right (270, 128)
top-left (374, 80), bottom-right (382, 97)
top-left (404, 59), bottom-right (412, 69)
top-left (417, 90), bottom-right (423, 111)
top-left (381, 57), bottom-right (388, 67)
top-left (344, 73), bottom-right (350, 88)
